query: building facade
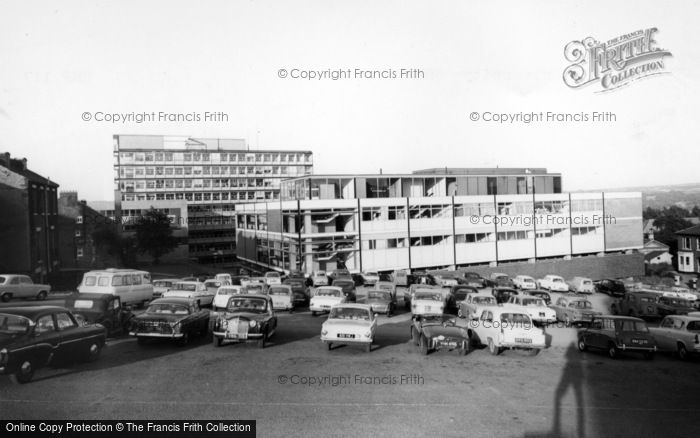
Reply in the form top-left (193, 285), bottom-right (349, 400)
top-left (112, 135), bottom-right (313, 263)
top-left (0, 152), bottom-right (59, 279)
top-left (236, 169), bottom-right (642, 275)
top-left (676, 225), bottom-right (700, 273)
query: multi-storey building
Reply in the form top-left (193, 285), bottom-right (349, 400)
top-left (236, 168), bottom-right (643, 277)
top-left (112, 135), bottom-right (313, 263)
top-left (676, 225), bottom-right (700, 273)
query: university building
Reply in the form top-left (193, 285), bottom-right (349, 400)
top-left (235, 168), bottom-right (643, 276)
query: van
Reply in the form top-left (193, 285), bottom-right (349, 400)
top-left (78, 269), bottom-right (153, 307)
top-left (393, 270), bottom-right (409, 287)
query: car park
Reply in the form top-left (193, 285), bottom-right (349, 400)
top-left (78, 269), bottom-right (153, 307)
top-left (373, 281), bottom-right (397, 302)
top-left (359, 271), bottom-right (380, 286)
top-left (311, 271), bottom-right (329, 287)
top-left (212, 285), bottom-right (243, 311)
top-left (525, 289), bottom-right (552, 306)
top-left (212, 294), bottom-right (277, 348)
top-left (610, 291), bottom-right (660, 319)
top-left (567, 277), bottom-right (595, 294)
top-left (163, 281), bottom-right (214, 308)
top-left (460, 272), bottom-right (487, 288)
top-left (470, 306), bottom-right (546, 356)
top-left (152, 279), bottom-right (180, 299)
top-left (487, 273), bottom-right (515, 288)
top-left (537, 275), bottom-right (569, 292)
top-left (268, 285), bottom-right (295, 312)
top-left (264, 271), bottom-right (282, 286)
top-left (0, 275), bottom-right (51, 302)
top-left (130, 298), bottom-right (209, 346)
top-left (649, 315), bottom-right (700, 360)
top-left (492, 287), bottom-right (519, 304)
top-left (410, 314), bottom-right (470, 356)
top-left (457, 293), bottom-right (497, 319)
top-left (365, 290), bottom-right (396, 316)
top-left (309, 286), bottom-right (346, 316)
top-left (577, 316), bottom-right (657, 359)
top-left (450, 285), bottom-right (478, 314)
top-left (550, 296), bottom-right (600, 327)
top-left (513, 275), bottom-right (537, 290)
top-left (331, 279), bottom-right (357, 303)
top-left (506, 295), bottom-right (557, 326)
top-left (64, 293), bottom-right (133, 336)
top-left (594, 279), bottom-right (626, 297)
top-left (321, 304), bottom-right (376, 352)
top-left (410, 289), bottom-right (446, 316)
top-left (0, 306), bottom-right (106, 383)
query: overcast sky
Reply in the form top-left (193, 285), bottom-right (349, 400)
top-left (1, 0), bottom-right (697, 201)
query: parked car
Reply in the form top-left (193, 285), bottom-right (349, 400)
top-left (309, 286), bottom-right (346, 316)
top-left (373, 281), bottom-right (397, 302)
top-left (311, 271), bottom-right (329, 287)
top-left (64, 293), bottom-right (133, 336)
top-left (649, 315), bottom-right (700, 360)
top-left (410, 314), bottom-right (470, 356)
top-left (513, 275), bottom-right (537, 290)
top-left (404, 284), bottom-right (441, 309)
top-left (594, 279), bottom-right (626, 297)
top-left (431, 273), bottom-right (459, 288)
top-left (204, 280), bottom-right (227, 296)
top-left (242, 281), bottom-right (266, 295)
top-left (359, 271), bottom-right (380, 286)
top-left (393, 270), bottom-right (410, 287)
top-left (0, 275), bottom-right (51, 302)
top-left (537, 275), bottom-right (569, 292)
top-left (129, 298), bottom-right (209, 346)
top-left (550, 296), bottom-right (600, 327)
top-left (526, 289), bottom-right (552, 306)
top-left (283, 278), bottom-right (309, 306)
top-left (331, 279), bottom-right (357, 303)
top-left (230, 275), bottom-right (250, 286)
top-left (610, 291), bottom-right (660, 319)
top-left (321, 304), bottom-right (377, 352)
top-left (152, 278), bottom-right (180, 299)
top-left (450, 285), bottom-right (479, 313)
top-left (212, 294), bottom-right (277, 348)
top-left (365, 290), bottom-right (396, 316)
top-left (329, 269), bottom-right (352, 283)
top-left (409, 272), bottom-right (437, 287)
top-left (411, 289), bottom-right (446, 316)
top-left (457, 293), bottom-right (497, 319)
top-left (212, 285), bottom-right (243, 311)
top-left (268, 285), bottom-right (295, 312)
top-left (460, 272), bottom-right (488, 288)
top-left (492, 287), bottom-right (520, 304)
top-left (577, 316), bottom-right (657, 359)
top-left (655, 295), bottom-right (696, 316)
top-left (487, 273), bottom-right (515, 288)
top-left (567, 277), bottom-right (595, 294)
top-left (79, 269), bottom-right (153, 307)
top-left (214, 273), bottom-right (232, 284)
top-left (264, 271), bottom-right (282, 286)
top-left (163, 281), bottom-right (215, 308)
top-left (506, 295), bottom-right (557, 326)
top-left (470, 307), bottom-right (546, 356)
top-left (0, 306), bottom-right (106, 383)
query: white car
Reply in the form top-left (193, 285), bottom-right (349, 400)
top-left (268, 285), bottom-right (294, 311)
top-left (311, 271), bottom-right (329, 287)
top-left (152, 278), bottom-right (180, 298)
top-left (0, 274), bottom-right (51, 301)
top-left (649, 315), bottom-right (700, 360)
top-left (457, 293), bottom-right (497, 319)
top-left (513, 275), bottom-right (537, 290)
top-left (309, 286), bottom-right (346, 316)
top-left (506, 295), bottom-right (557, 325)
top-left (264, 271), bottom-right (282, 286)
top-left (471, 306), bottom-right (546, 356)
top-left (567, 277), bottom-right (595, 294)
top-left (432, 274), bottom-right (459, 288)
top-left (537, 275), bottom-right (569, 292)
top-left (321, 303), bottom-right (377, 352)
top-left (360, 271), bottom-right (380, 286)
top-left (163, 281), bottom-right (214, 307)
top-left (214, 273), bottom-right (232, 284)
top-left (411, 288), bottom-right (446, 316)
top-left (212, 285), bottom-right (243, 310)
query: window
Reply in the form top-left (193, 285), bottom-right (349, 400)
top-left (55, 313), bottom-right (77, 330)
top-left (77, 248), bottom-right (84, 257)
top-left (76, 216), bottom-right (83, 224)
top-left (75, 229), bottom-right (81, 237)
top-left (35, 315), bottom-right (55, 333)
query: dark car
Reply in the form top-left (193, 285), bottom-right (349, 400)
top-left (230, 276), bottom-right (250, 286)
top-left (331, 279), bottom-right (357, 303)
top-left (366, 290), bottom-right (396, 316)
top-left (488, 275), bottom-right (515, 288)
top-left (286, 271), bottom-right (309, 286)
top-left (0, 306), bottom-right (106, 383)
top-left (329, 269), bottom-right (352, 284)
top-left (595, 279), bottom-right (627, 297)
top-left (408, 273), bottom-right (437, 287)
top-left (212, 294), bottom-right (277, 348)
top-left (448, 285), bottom-right (479, 313)
top-left (129, 297), bottom-right (210, 346)
top-left (64, 293), bottom-right (133, 336)
top-left (283, 278), bottom-right (309, 306)
top-left (655, 296), bottom-right (696, 316)
top-left (410, 314), bottom-right (470, 356)
top-left (492, 287), bottom-right (519, 304)
top-left (460, 272), bottom-right (488, 288)
top-left (526, 289), bottom-right (552, 306)
top-left (577, 315), bottom-right (657, 359)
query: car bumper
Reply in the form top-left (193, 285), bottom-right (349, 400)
top-left (310, 305), bottom-right (333, 312)
top-left (321, 335), bottom-right (372, 345)
top-left (500, 342), bottom-right (546, 349)
top-left (129, 332), bottom-right (184, 339)
top-left (618, 344), bottom-right (657, 352)
top-left (212, 330), bottom-right (263, 339)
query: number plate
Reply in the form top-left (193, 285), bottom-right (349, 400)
top-left (631, 339), bottom-right (647, 344)
top-left (515, 338), bottom-right (532, 344)
top-left (338, 333), bottom-right (355, 339)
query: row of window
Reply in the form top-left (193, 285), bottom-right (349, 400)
top-left (121, 191), bottom-right (279, 202)
top-left (120, 165), bottom-right (311, 178)
top-left (122, 178), bottom-right (279, 191)
top-left (119, 152), bottom-right (311, 164)
top-left (681, 237), bottom-right (700, 251)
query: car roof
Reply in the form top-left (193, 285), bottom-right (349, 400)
top-left (594, 315), bottom-right (645, 321)
top-left (315, 286), bottom-right (343, 291)
top-left (230, 294), bottom-right (271, 300)
top-left (331, 303), bottom-right (371, 310)
top-left (150, 298), bottom-right (196, 305)
top-left (0, 306), bottom-right (69, 317)
top-left (268, 284), bottom-right (292, 289)
top-left (65, 293), bottom-right (117, 301)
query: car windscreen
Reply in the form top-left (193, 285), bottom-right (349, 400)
top-left (571, 300), bottom-right (592, 309)
top-left (269, 287), bottom-right (290, 296)
top-left (334, 281), bottom-right (353, 289)
top-left (217, 288), bottom-right (240, 295)
top-left (500, 313), bottom-right (531, 324)
top-left (522, 298), bottom-right (545, 307)
top-left (329, 307), bottom-right (370, 320)
top-left (174, 283), bottom-right (197, 291)
top-left (82, 275), bottom-right (97, 286)
top-left (153, 281), bottom-right (172, 287)
top-left (71, 299), bottom-right (104, 310)
top-left (0, 276), bottom-right (6, 284)
top-left (205, 281), bottom-right (222, 288)
top-left (414, 292), bottom-right (441, 301)
top-left (265, 272), bottom-right (280, 278)
top-left (368, 291), bottom-right (390, 300)
top-left (621, 320), bottom-right (649, 332)
top-left (552, 278), bottom-right (564, 283)
top-left (316, 289), bottom-right (341, 297)
top-left (146, 304), bottom-right (189, 315)
top-left (473, 296), bottom-right (495, 305)
top-left (227, 297), bottom-right (268, 312)
top-left (454, 291), bottom-right (470, 301)
top-left (686, 321), bottom-right (700, 332)
top-left (0, 314), bottom-right (32, 335)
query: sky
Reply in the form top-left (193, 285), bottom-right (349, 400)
top-left (0, 0), bottom-right (698, 201)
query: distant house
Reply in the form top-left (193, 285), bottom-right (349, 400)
top-left (644, 250), bottom-right (673, 266)
top-left (641, 239), bottom-right (670, 254)
top-left (676, 225), bottom-right (700, 273)
top-left (643, 219), bottom-right (658, 241)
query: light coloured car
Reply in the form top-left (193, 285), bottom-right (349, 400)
top-left (268, 285), bottom-right (294, 312)
top-left (550, 296), bottom-right (600, 326)
top-left (0, 275), bottom-right (51, 302)
top-left (411, 289), bottom-right (446, 316)
top-left (567, 277), bottom-right (595, 294)
top-left (649, 315), bottom-right (700, 360)
top-left (471, 306), bottom-right (546, 356)
top-left (366, 290), bottom-right (396, 316)
top-left (537, 275), bottom-right (569, 292)
top-left (432, 274), bottom-right (459, 288)
top-left (360, 271), bottom-right (380, 286)
top-left (163, 281), bottom-right (214, 307)
top-left (458, 293), bottom-right (497, 319)
top-left (311, 271), bottom-right (329, 287)
top-left (513, 275), bottom-right (537, 290)
top-left (264, 271), bottom-right (282, 286)
top-left (506, 295), bottom-right (557, 325)
top-left (321, 303), bottom-right (377, 352)
top-left (373, 281), bottom-right (397, 301)
top-left (215, 273), bottom-right (232, 284)
top-left (152, 278), bottom-right (180, 299)
top-left (204, 279), bottom-right (227, 295)
top-left (212, 285), bottom-right (243, 310)
top-left (309, 286), bottom-right (346, 316)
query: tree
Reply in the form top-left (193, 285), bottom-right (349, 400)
top-left (134, 209), bottom-right (178, 265)
top-left (92, 223), bottom-right (137, 268)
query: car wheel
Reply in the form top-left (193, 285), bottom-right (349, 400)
top-left (608, 343), bottom-right (619, 359)
top-left (411, 327), bottom-right (420, 346)
top-left (564, 315), bottom-right (571, 328)
top-left (457, 308), bottom-right (464, 318)
top-left (36, 291), bottom-right (47, 301)
top-left (327, 342), bottom-right (333, 350)
top-left (365, 342), bottom-right (371, 353)
top-left (1, 293), bottom-right (11, 302)
top-left (419, 335), bottom-right (429, 355)
top-left (177, 332), bottom-right (190, 347)
top-left (213, 336), bottom-right (223, 347)
top-left (643, 351), bottom-right (654, 360)
top-left (577, 338), bottom-right (587, 352)
top-left (86, 342), bottom-right (101, 362)
top-left (678, 343), bottom-right (689, 360)
top-left (257, 332), bottom-right (266, 349)
top-left (458, 340), bottom-right (469, 356)
top-left (527, 348), bottom-right (540, 357)
top-left (10, 360), bottom-right (34, 384)
top-left (488, 339), bottom-right (501, 356)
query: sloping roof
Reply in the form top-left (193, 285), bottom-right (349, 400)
top-left (676, 224), bottom-right (700, 236)
top-left (644, 239), bottom-right (670, 250)
top-left (643, 219), bottom-right (656, 233)
top-left (644, 250), bottom-right (669, 261)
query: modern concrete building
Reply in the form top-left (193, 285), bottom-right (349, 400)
top-left (236, 168), bottom-right (643, 276)
top-left (111, 135), bottom-right (313, 263)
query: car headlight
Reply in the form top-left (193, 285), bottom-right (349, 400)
top-left (0, 348), bottom-right (7, 365)
top-left (249, 320), bottom-right (257, 328)
top-left (364, 331), bottom-right (371, 338)
top-left (321, 329), bottom-right (328, 336)
top-left (436, 335), bottom-right (445, 341)
top-left (170, 322), bottom-right (181, 333)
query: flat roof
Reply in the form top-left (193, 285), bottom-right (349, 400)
top-left (282, 170), bottom-right (561, 182)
